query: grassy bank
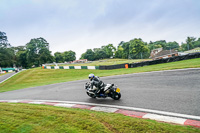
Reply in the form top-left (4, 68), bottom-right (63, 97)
top-left (0, 58), bottom-right (200, 92)
top-left (62, 59), bottom-right (151, 66)
top-left (0, 103), bottom-right (199, 133)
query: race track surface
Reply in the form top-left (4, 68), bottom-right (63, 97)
top-left (0, 69), bottom-right (200, 116)
top-left (0, 72), bottom-right (15, 83)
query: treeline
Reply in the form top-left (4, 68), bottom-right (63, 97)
top-left (80, 37), bottom-right (200, 61)
top-left (0, 31), bottom-right (76, 68)
top-left (1, 30), bottom-right (200, 68)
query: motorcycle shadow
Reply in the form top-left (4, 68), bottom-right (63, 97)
top-left (86, 97), bottom-right (122, 105)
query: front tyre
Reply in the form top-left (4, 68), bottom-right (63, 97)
top-left (112, 92), bottom-right (121, 100)
top-left (87, 92), bottom-right (96, 98)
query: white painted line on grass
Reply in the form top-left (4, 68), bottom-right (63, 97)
top-left (54, 103), bottom-right (76, 108)
top-left (29, 101), bottom-right (44, 104)
top-left (143, 113), bottom-right (187, 125)
top-left (7, 100), bottom-right (22, 103)
top-left (91, 106), bottom-right (118, 113)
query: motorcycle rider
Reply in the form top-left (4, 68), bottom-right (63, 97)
top-left (88, 73), bottom-right (104, 97)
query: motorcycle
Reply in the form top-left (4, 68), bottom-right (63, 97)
top-left (84, 82), bottom-right (121, 100)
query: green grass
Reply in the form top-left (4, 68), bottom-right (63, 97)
top-left (0, 103), bottom-right (199, 133)
top-left (185, 47), bottom-right (200, 53)
top-left (57, 58), bottom-right (151, 66)
top-left (0, 58), bottom-right (200, 92)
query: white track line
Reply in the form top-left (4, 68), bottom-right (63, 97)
top-left (3, 99), bottom-right (200, 120)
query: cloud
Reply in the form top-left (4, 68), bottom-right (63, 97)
top-left (1, 0), bottom-right (200, 59)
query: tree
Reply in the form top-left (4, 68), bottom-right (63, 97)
top-left (16, 51), bottom-right (27, 67)
top-left (149, 40), bottom-right (167, 50)
top-left (54, 52), bottom-right (64, 63)
top-left (38, 48), bottom-right (54, 64)
top-left (14, 46), bottom-right (27, 67)
top-left (114, 45), bottom-right (124, 58)
top-left (129, 38), bottom-right (149, 59)
top-left (0, 31), bottom-right (14, 67)
top-left (186, 37), bottom-right (195, 50)
top-left (165, 41), bottom-right (179, 50)
top-left (0, 47), bottom-right (15, 67)
top-left (93, 48), bottom-right (106, 60)
top-left (180, 43), bottom-right (187, 51)
top-left (63, 50), bottom-right (76, 62)
top-left (26, 37), bottom-right (52, 67)
top-left (102, 44), bottom-right (116, 58)
top-left (194, 38), bottom-right (200, 48)
top-left (148, 41), bottom-right (162, 50)
top-left (180, 37), bottom-right (196, 51)
top-left (121, 42), bottom-right (130, 59)
top-left (80, 49), bottom-right (95, 61)
top-left (0, 31), bottom-right (10, 48)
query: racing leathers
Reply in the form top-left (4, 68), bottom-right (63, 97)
top-left (90, 76), bottom-right (104, 97)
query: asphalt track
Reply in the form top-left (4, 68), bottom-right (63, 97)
top-left (0, 72), bottom-right (16, 83)
top-left (0, 68), bottom-right (200, 117)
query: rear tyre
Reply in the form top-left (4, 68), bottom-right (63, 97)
top-left (112, 92), bottom-right (121, 100)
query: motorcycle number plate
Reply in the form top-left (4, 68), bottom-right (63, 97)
top-left (116, 88), bottom-right (120, 93)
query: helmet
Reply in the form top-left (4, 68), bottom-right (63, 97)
top-left (88, 73), bottom-right (94, 80)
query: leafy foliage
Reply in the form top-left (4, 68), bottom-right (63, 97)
top-left (180, 37), bottom-right (199, 51)
top-left (0, 31), bottom-right (10, 48)
top-left (1, 31), bottom-right (200, 66)
top-left (129, 38), bottom-right (149, 59)
top-left (0, 32), bottom-right (77, 68)
top-left (81, 44), bottom-right (116, 61)
top-left (81, 49), bottom-right (95, 61)
top-left (165, 41), bottom-right (179, 50)
top-left (93, 48), bottom-right (107, 60)
top-left (102, 44), bottom-right (116, 58)
top-left (25, 37), bottom-right (54, 67)
top-left (54, 52), bottom-right (64, 63)
top-left (0, 31), bottom-right (14, 67)
top-left (63, 50), bottom-right (76, 62)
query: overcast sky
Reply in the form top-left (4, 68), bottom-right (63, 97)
top-left (1, 0), bottom-right (200, 59)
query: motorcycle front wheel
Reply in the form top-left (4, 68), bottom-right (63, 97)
top-left (87, 92), bottom-right (96, 98)
top-left (112, 92), bottom-right (121, 100)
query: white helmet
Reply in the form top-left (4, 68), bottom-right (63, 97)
top-left (88, 73), bottom-right (94, 80)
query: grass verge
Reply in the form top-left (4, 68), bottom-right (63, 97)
top-left (0, 58), bottom-right (200, 92)
top-left (0, 103), bottom-right (199, 133)
top-left (62, 59), bottom-right (151, 66)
